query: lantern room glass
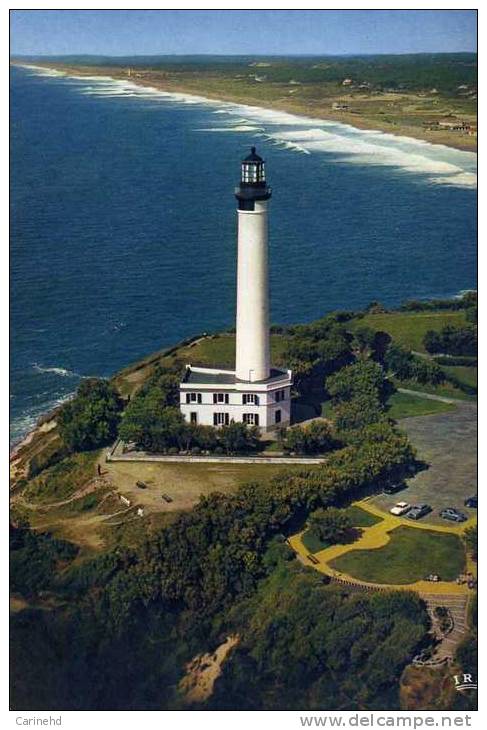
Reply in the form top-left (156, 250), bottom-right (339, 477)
top-left (241, 162), bottom-right (265, 185)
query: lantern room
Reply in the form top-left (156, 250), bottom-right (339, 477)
top-left (241, 146), bottom-right (266, 186)
top-left (235, 146), bottom-right (272, 208)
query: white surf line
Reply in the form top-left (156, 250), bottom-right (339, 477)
top-left (17, 63), bottom-right (477, 188)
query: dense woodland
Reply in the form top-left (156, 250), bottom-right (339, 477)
top-left (10, 295), bottom-right (477, 710)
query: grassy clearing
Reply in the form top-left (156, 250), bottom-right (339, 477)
top-left (320, 389), bottom-right (456, 422)
top-left (104, 458), bottom-right (311, 513)
top-left (386, 391), bottom-right (456, 419)
top-left (350, 311), bottom-right (467, 353)
top-left (331, 526), bottom-right (465, 584)
top-left (23, 451), bottom-right (99, 504)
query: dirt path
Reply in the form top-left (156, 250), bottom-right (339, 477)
top-left (179, 635), bottom-right (239, 705)
top-left (13, 476), bottom-right (112, 511)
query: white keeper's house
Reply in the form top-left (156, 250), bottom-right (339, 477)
top-left (180, 147), bottom-right (292, 432)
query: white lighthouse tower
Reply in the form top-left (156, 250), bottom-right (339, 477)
top-left (180, 148), bottom-right (292, 431)
top-left (235, 147), bottom-right (271, 383)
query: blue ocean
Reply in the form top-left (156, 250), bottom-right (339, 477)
top-left (10, 65), bottom-right (477, 445)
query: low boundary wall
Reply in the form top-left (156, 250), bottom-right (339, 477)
top-left (106, 440), bottom-right (326, 466)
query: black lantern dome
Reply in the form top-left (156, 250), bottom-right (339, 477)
top-left (235, 147), bottom-right (272, 209)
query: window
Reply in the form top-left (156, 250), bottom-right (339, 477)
top-left (190, 412), bottom-right (198, 424)
top-left (214, 413), bottom-right (229, 426)
top-left (213, 393), bottom-right (229, 404)
top-left (242, 393), bottom-right (259, 406)
top-left (186, 392), bottom-right (202, 404)
top-left (275, 409), bottom-right (281, 424)
top-left (275, 389), bottom-right (286, 403)
top-left (243, 413), bottom-right (260, 426)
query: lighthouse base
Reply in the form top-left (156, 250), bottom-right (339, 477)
top-left (179, 365), bottom-right (292, 432)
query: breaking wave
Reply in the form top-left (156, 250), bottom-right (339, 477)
top-left (32, 363), bottom-right (82, 378)
top-left (19, 63), bottom-right (477, 189)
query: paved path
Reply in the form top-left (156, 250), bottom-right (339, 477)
top-left (421, 594), bottom-right (470, 662)
top-left (397, 387), bottom-right (463, 404)
top-left (289, 499), bottom-right (474, 663)
top-left (288, 499), bottom-right (476, 596)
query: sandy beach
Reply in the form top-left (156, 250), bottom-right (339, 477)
top-left (12, 62), bottom-right (477, 154)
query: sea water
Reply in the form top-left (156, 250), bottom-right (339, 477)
top-left (10, 65), bottom-right (477, 444)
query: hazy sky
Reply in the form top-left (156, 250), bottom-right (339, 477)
top-left (10, 9), bottom-right (477, 56)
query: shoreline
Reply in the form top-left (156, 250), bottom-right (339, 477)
top-left (9, 66), bottom-right (477, 458)
top-left (12, 62), bottom-right (477, 154)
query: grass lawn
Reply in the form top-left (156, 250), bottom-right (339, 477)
top-left (345, 506), bottom-right (383, 528)
top-left (302, 506), bottom-right (382, 553)
top-left (302, 530), bottom-right (329, 554)
top-left (175, 333), bottom-right (288, 369)
top-left (443, 365), bottom-right (478, 389)
top-left (350, 311), bottom-right (467, 353)
top-left (330, 526), bottom-right (465, 584)
top-left (392, 378), bottom-right (476, 402)
top-left (386, 391), bottom-right (456, 419)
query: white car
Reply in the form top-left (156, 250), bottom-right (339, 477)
top-left (390, 501), bottom-right (411, 516)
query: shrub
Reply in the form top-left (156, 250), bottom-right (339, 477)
top-left (423, 325), bottom-right (477, 356)
top-left (58, 379), bottom-right (123, 452)
top-left (284, 421), bottom-right (338, 455)
top-left (384, 344), bottom-right (445, 384)
top-left (219, 422), bottom-right (259, 454)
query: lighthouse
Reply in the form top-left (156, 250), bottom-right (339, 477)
top-left (180, 148), bottom-right (292, 431)
top-left (235, 147), bottom-right (271, 383)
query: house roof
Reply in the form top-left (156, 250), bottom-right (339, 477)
top-left (182, 366), bottom-right (290, 386)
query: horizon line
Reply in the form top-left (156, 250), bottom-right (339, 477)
top-left (10, 51), bottom-right (478, 59)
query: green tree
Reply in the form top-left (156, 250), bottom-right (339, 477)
top-left (120, 405), bottom-right (187, 452)
top-left (307, 507), bottom-right (353, 544)
top-left (327, 360), bottom-right (389, 404)
top-left (219, 421), bottom-right (259, 454)
top-left (284, 421), bottom-right (335, 455)
top-left (423, 325), bottom-right (477, 356)
top-left (58, 379), bottom-right (123, 452)
top-left (384, 344), bottom-right (444, 385)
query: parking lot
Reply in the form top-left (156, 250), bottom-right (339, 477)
top-left (371, 400), bottom-right (477, 526)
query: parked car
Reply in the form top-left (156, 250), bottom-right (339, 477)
top-left (407, 503), bottom-right (432, 520)
top-left (464, 495), bottom-right (477, 508)
top-left (383, 483), bottom-right (405, 495)
top-left (390, 501), bottom-right (411, 516)
top-left (439, 507), bottom-right (467, 523)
